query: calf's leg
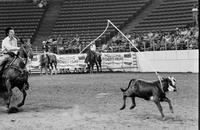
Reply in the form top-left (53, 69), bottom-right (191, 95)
top-left (130, 96), bottom-right (136, 109)
top-left (154, 100), bottom-right (165, 119)
top-left (120, 95), bottom-right (127, 110)
top-left (163, 97), bottom-right (173, 113)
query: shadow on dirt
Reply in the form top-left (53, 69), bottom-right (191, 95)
top-left (0, 104), bottom-right (74, 114)
top-left (22, 105), bottom-right (74, 113)
top-left (134, 113), bottom-right (184, 123)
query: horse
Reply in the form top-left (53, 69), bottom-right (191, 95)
top-left (84, 49), bottom-right (102, 73)
top-left (39, 53), bottom-right (58, 75)
top-left (0, 41), bottom-right (33, 110)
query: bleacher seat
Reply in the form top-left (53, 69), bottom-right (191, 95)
top-left (131, 0), bottom-right (197, 33)
top-left (0, 1), bottom-right (46, 42)
top-left (51, 0), bottom-right (152, 45)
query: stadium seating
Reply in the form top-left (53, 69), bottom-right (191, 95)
top-left (0, 1), bottom-right (46, 41)
top-left (131, 0), bottom-right (198, 33)
top-left (51, 0), bottom-right (152, 45)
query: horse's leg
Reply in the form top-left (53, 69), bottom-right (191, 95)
top-left (91, 63), bottom-right (94, 73)
top-left (44, 66), bottom-right (47, 75)
top-left (99, 61), bottom-right (102, 72)
top-left (5, 79), bottom-right (12, 108)
top-left (53, 63), bottom-right (57, 75)
top-left (40, 66), bottom-right (43, 75)
top-left (48, 67), bottom-right (51, 75)
top-left (54, 63), bottom-right (58, 75)
top-left (50, 63), bottom-right (53, 75)
top-left (88, 64), bottom-right (92, 73)
top-left (52, 63), bottom-right (55, 75)
top-left (45, 64), bottom-right (49, 75)
top-left (17, 88), bottom-right (27, 107)
top-left (95, 61), bottom-right (99, 72)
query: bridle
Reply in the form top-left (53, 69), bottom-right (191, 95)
top-left (5, 44), bottom-right (32, 74)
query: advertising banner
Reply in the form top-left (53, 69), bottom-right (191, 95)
top-left (101, 52), bottom-right (138, 71)
top-left (2, 52), bottom-right (138, 73)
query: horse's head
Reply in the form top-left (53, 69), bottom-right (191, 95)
top-left (18, 41), bottom-right (33, 60)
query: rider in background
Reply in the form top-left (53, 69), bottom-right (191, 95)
top-left (90, 41), bottom-right (102, 56)
top-left (41, 40), bottom-right (51, 67)
top-left (90, 41), bottom-right (96, 52)
top-left (0, 27), bottom-right (20, 75)
top-left (42, 40), bottom-right (50, 57)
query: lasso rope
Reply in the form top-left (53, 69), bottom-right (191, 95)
top-left (107, 20), bottom-right (164, 92)
top-left (79, 21), bottom-right (110, 54)
top-left (79, 19), bottom-right (163, 91)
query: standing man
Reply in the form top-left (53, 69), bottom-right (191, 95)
top-left (192, 4), bottom-right (198, 27)
top-left (0, 27), bottom-right (20, 74)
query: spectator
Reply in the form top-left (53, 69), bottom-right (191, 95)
top-left (101, 44), bottom-right (108, 52)
top-left (32, 0), bottom-right (39, 4)
top-left (38, 0), bottom-right (47, 8)
top-left (112, 35), bottom-right (117, 43)
top-left (192, 4), bottom-right (198, 26)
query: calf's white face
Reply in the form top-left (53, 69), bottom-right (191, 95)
top-left (168, 76), bottom-right (177, 92)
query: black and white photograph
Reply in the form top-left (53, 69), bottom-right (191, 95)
top-left (0, 0), bottom-right (198, 129)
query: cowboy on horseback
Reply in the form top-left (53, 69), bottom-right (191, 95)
top-left (89, 41), bottom-right (102, 59)
top-left (0, 27), bottom-right (20, 76)
top-left (42, 40), bottom-right (50, 57)
top-left (40, 40), bottom-right (57, 75)
top-left (40, 40), bottom-right (50, 64)
top-left (0, 27), bottom-right (33, 110)
top-left (84, 41), bottom-right (102, 73)
top-left (90, 41), bottom-right (96, 52)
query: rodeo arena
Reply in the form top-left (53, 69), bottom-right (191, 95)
top-left (0, 0), bottom-right (199, 129)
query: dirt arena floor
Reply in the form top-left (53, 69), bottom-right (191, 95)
top-left (0, 72), bottom-right (198, 130)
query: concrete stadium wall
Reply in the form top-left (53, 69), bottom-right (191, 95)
top-left (137, 50), bottom-right (199, 73)
top-left (0, 0), bottom-right (26, 1)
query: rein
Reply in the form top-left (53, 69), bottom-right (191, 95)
top-left (5, 45), bottom-right (30, 74)
top-left (8, 65), bottom-right (25, 74)
top-left (20, 44), bottom-right (29, 58)
top-left (6, 55), bottom-right (26, 73)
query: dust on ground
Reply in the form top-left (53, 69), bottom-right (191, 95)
top-left (0, 73), bottom-right (198, 130)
